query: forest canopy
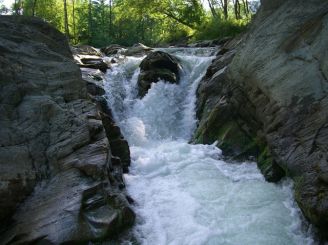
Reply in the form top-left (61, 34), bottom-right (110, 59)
top-left (2, 0), bottom-right (258, 47)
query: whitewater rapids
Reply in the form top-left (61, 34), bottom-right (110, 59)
top-left (104, 48), bottom-right (314, 245)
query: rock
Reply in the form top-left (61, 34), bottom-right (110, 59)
top-left (79, 58), bottom-right (109, 72)
top-left (72, 45), bottom-right (109, 72)
top-left (137, 51), bottom-right (181, 97)
top-left (87, 81), bottom-right (106, 96)
top-left (109, 139), bottom-right (131, 173)
top-left (74, 55), bottom-right (109, 72)
top-left (71, 44), bottom-right (102, 56)
top-left (194, 0), bottom-right (328, 239)
top-left (189, 40), bottom-right (215, 48)
top-left (81, 68), bottom-right (106, 97)
top-left (96, 97), bottom-right (131, 173)
top-left (0, 16), bottom-right (134, 243)
top-left (194, 47), bottom-right (251, 159)
top-left (122, 43), bottom-right (153, 56)
top-left (1, 169), bottom-right (135, 244)
top-left (101, 44), bottom-right (125, 56)
top-left (188, 37), bottom-right (232, 48)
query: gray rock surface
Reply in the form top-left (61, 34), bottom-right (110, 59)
top-left (122, 43), bottom-right (153, 57)
top-left (71, 44), bottom-right (102, 56)
top-left (194, 0), bottom-right (328, 239)
top-left (101, 44), bottom-right (125, 56)
top-left (137, 51), bottom-right (181, 97)
top-left (0, 16), bottom-right (134, 243)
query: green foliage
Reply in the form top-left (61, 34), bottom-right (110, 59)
top-left (0, 0), bottom-right (8, 14)
top-left (192, 17), bottom-right (249, 41)
top-left (25, 0), bottom-right (63, 28)
top-left (7, 0), bottom-right (255, 47)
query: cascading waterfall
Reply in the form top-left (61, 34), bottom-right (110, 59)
top-left (104, 48), bottom-right (314, 245)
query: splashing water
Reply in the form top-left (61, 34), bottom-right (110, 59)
top-left (104, 48), bottom-right (314, 245)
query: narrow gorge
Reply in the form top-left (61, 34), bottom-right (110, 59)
top-left (104, 47), bottom-right (314, 244)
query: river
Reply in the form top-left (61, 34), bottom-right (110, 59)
top-left (104, 48), bottom-right (314, 245)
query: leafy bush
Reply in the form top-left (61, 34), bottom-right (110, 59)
top-left (192, 17), bottom-right (249, 41)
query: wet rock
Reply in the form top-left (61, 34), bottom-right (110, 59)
top-left (137, 51), bottom-right (181, 97)
top-left (79, 61), bottom-right (108, 72)
top-left (194, 0), bottom-right (328, 238)
top-left (72, 45), bottom-right (109, 72)
top-left (1, 170), bottom-right (135, 244)
top-left (87, 81), bottom-right (106, 96)
top-left (101, 44), bottom-right (125, 56)
top-left (188, 37), bottom-right (232, 48)
top-left (188, 39), bottom-right (217, 47)
top-left (75, 55), bottom-right (109, 72)
top-left (96, 97), bottom-right (131, 173)
top-left (71, 44), bottom-right (102, 56)
top-left (122, 43), bottom-right (153, 56)
top-left (81, 68), bottom-right (105, 97)
top-left (0, 16), bottom-right (134, 243)
top-left (109, 139), bottom-right (131, 173)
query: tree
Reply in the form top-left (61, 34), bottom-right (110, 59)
top-left (63, 0), bottom-right (70, 38)
top-left (88, 0), bottom-right (92, 43)
top-left (0, 0), bottom-right (9, 14)
top-left (71, 0), bottom-right (76, 43)
top-left (4, 0), bottom-right (252, 47)
top-left (222, 0), bottom-right (228, 19)
top-left (108, 0), bottom-right (113, 38)
top-left (207, 0), bottom-right (219, 19)
top-left (234, 0), bottom-right (241, 19)
top-left (241, 0), bottom-right (249, 16)
top-left (32, 0), bottom-right (37, 16)
top-left (13, 0), bottom-right (22, 15)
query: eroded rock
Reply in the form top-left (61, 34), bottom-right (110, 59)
top-left (71, 44), bottom-right (102, 56)
top-left (101, 44), bottom-right (125, 56)
top-left (122, 43), bottom-right (152, 56)
top-left (194, 0), bottom-right (328, 238)
top-left (0, 16), bottom-right (134, 243)
top-left (137, 51), bottom-right (181, 97)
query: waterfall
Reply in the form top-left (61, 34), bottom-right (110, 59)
top-left (104, 48), bottom-right (314, 245)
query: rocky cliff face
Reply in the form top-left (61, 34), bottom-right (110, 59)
top-left (194, 0), bottom-right (328, 239)
top-left (0, 16), bottom-right (134, 243)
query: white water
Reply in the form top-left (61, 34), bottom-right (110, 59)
top-left (104, 48), bottom-right (314, 245)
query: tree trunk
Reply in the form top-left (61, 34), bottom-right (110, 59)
top-left (234, 0), bottom-right (241, 19)
top-left (63, 0), bottom-right (69, 39)
top-left (223, 0), bottom-right (228, 20)
top-left (109, 0), bottom-right (113, 38)
top-left (207, 0), bottom-right (219, 19)
top-left (32, 0), bottom-right (37, 16)
top-left (71, 0), bottom-right (76, 44)
top-left (140, 17), bottom-right (145, 42)
top-left (88, 0), bottom-right (92, 44)
top-left (163, 10), bottom-right (196, 30)
top-left (101, 0), bottom-right (105, 38)
top-left (245, 0), bottom-right (249, 15)
top-left (14, 0), bottom-right (20, 15)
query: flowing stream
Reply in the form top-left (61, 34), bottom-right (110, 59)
top-left (104, 48), bottom-right (314, 245)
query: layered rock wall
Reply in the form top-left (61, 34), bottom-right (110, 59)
top-left (0, 16), bottom-right (134, 243)
top-left (194, 0), bottom-right (328, 238)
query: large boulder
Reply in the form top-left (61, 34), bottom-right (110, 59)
top-left (194, 0), bottom-right (328, 239)
top-left (137, 51), bottom-right (181, 97)
top-left (0, 16), bottom-right (134, 243)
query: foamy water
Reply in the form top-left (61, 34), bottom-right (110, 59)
top-left (104, 48), bottom-right (314, 245)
